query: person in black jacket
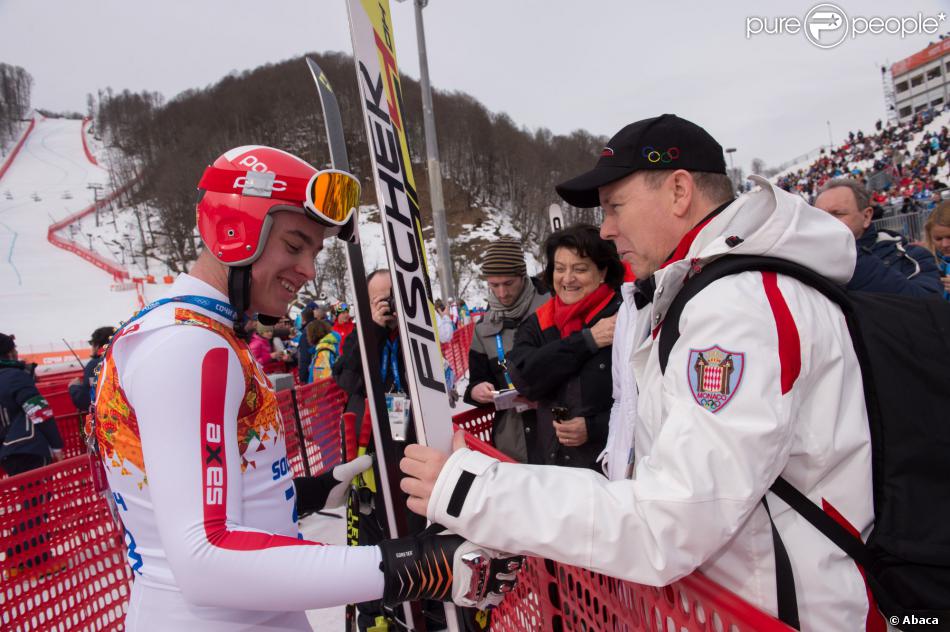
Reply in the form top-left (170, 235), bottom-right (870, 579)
top-left (464, 238), bottom-right (549, 462)
top-left (330, 270), bottom-right (443, 632)
top-left (814, 178), bottom-right (941, 297)
top-left (68, 326), bottom-right (115, 412)
top-left (507, 225), bottom-right (624, 471)
top-left (332, 270), bottom-right (407, 425)
top-left (0, 333), bottom-right (63, 475)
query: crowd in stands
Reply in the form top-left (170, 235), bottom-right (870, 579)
top-left (776, 107), bottom-right (950, 216)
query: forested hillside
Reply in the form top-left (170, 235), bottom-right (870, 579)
top-left (94, 51), bottom-right (605, 282)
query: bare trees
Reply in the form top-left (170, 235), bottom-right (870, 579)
top-left (93, 51), bottom-right (606, 273)
top-left (0, 63), bottom-right (33, 151)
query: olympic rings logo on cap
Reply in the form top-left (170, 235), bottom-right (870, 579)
top-left (641, 146), bottom-right (680, 164)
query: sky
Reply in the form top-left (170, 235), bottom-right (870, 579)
top-left (2, 0), bottom-right (949, 172)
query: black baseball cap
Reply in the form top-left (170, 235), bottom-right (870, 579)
top-left (555, 114), bottom-right (727, 208)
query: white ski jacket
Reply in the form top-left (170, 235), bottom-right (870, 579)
top-left (428, 176), bottom-right (881, 631)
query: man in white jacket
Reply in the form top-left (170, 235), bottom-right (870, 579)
top-left (400, 115), bottom-right (882, 631)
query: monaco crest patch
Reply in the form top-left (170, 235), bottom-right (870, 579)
top-left (687, 345), bottom-right (745, 413)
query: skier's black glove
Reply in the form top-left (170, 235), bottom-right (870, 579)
top-left (379, 525), bottom-right (523, 610)
top-left (293, 454), bottom-right (373, 516)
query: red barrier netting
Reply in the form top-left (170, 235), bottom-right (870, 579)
top-left (452, 409), bottom-right (791, 632)
top-left (294, 379), bottom-right (345, 476)
top-left (441, 322), bottom-right (475, 378)
top-left (276, 389), bottom-right (307, 478)
top-left (277, 378), bottom-right (344, 478)
top-left (0, 456), bottom-right (132, 631)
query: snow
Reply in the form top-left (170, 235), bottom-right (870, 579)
top-left (0, 117), bottom-right (144, 358)
top-left (299, 509), bottom-right (348, 630)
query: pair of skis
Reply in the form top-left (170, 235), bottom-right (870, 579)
top-left (306, 1), bottom-right (471, 630)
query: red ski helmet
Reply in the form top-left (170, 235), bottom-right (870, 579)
top-left (196, 145), bottom-right (360, 266)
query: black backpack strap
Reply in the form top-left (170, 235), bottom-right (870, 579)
top-left (769, 477), bottom-right (877, 573)
top-left (761, 497), bottom-right (801, 629)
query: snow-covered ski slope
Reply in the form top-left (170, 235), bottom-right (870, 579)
top-left (0, 117), bottom-right (142, 358)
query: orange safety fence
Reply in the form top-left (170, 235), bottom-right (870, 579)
top-left (276, 377), bottom-right (345, 478)
top-left (442, 321), bottom-right (475, 378)
top-left (0, 455), bottom-right (132, 631)
top-left (453, 405), bottom-right (791, 632)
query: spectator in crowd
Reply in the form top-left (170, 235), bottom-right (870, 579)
top-left (434, 299), bottom-right (455, 344)
top-left (400, 114), bottom-right (881, 631)
top-left (924, 200), bottom-right (950, 300)
top-left (331, 302), bottom-right (355, 347)
top-left (0, 333), bottom-right (63, 474)
top-left (249, 322), bottom-right (289, 374)
top-left (433, 299), bottom-right (459, 407)
top-left (296, 305), bottom-right (317, 381)
top-left (332, 269), bottom-right (405, 423)
top-left (330, 269), bottom-right (449, 630)
top-left (506, 224), bottom-right (623, 470)
top-left (814, 178), bottom-right (942, 297)
top-left (1, 333), bottom-right (64, 581)
top-left (464, 238), bottom-right (549, 463)
top-left (307, 319), bottom-right (337, 382)
top-left (447, 298), bottom-right (460, 328)
top-left (68, 326), bottom-right (115, 413)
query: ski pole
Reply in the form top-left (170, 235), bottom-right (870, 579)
top-left (62, 338), bottom-right (86, 369)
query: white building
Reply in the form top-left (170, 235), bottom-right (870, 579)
top-left (892, 38), bottom-right (950, 122)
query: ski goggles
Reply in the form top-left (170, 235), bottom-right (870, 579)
top-left (198, 166), bottom-right (361, 227)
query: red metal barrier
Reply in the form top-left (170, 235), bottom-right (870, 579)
top-left (0, 456), bottom-right (132, 631)
top-left (452, 408), bottom-right (791, 632)
top-left (0, 117), bottom-right (36, 184)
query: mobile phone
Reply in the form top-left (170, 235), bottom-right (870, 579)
top-left (551, 406), bottom-right (570, 422)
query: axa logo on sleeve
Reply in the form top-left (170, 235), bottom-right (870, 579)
top-left (746, 3), bottom-right (946, 49)
top-left (205, 422), bottom-right (225, 505)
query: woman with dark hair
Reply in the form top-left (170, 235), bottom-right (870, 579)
top-left (507, 224), bottom-right (623, 470)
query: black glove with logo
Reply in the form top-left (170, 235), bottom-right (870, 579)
top-left (379, 525), bottom-right (523, 610)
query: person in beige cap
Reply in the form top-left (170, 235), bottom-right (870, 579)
top-left (463, 237), bottom-right (548, 462)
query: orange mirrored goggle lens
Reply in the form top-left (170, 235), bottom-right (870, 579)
top-left (304, 170), bottom-right (360, 226)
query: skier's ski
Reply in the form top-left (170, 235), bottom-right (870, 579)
top-left (344, 1), bottom-right (472, 630)
top-left (306, 56), bottom-right (426, 632)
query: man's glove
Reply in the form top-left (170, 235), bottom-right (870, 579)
top-left (293, 454), bottom-right (373, 516)
top-left (379, 525), bottom-right (523, 610)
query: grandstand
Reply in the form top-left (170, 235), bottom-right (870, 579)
top-left (774, 105), bottom-right (949, 240)
top-left (892, 38), bottom-right (950, 122)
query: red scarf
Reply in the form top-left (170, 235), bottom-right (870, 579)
top-left (551, 283), bottom-right (615, 338)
